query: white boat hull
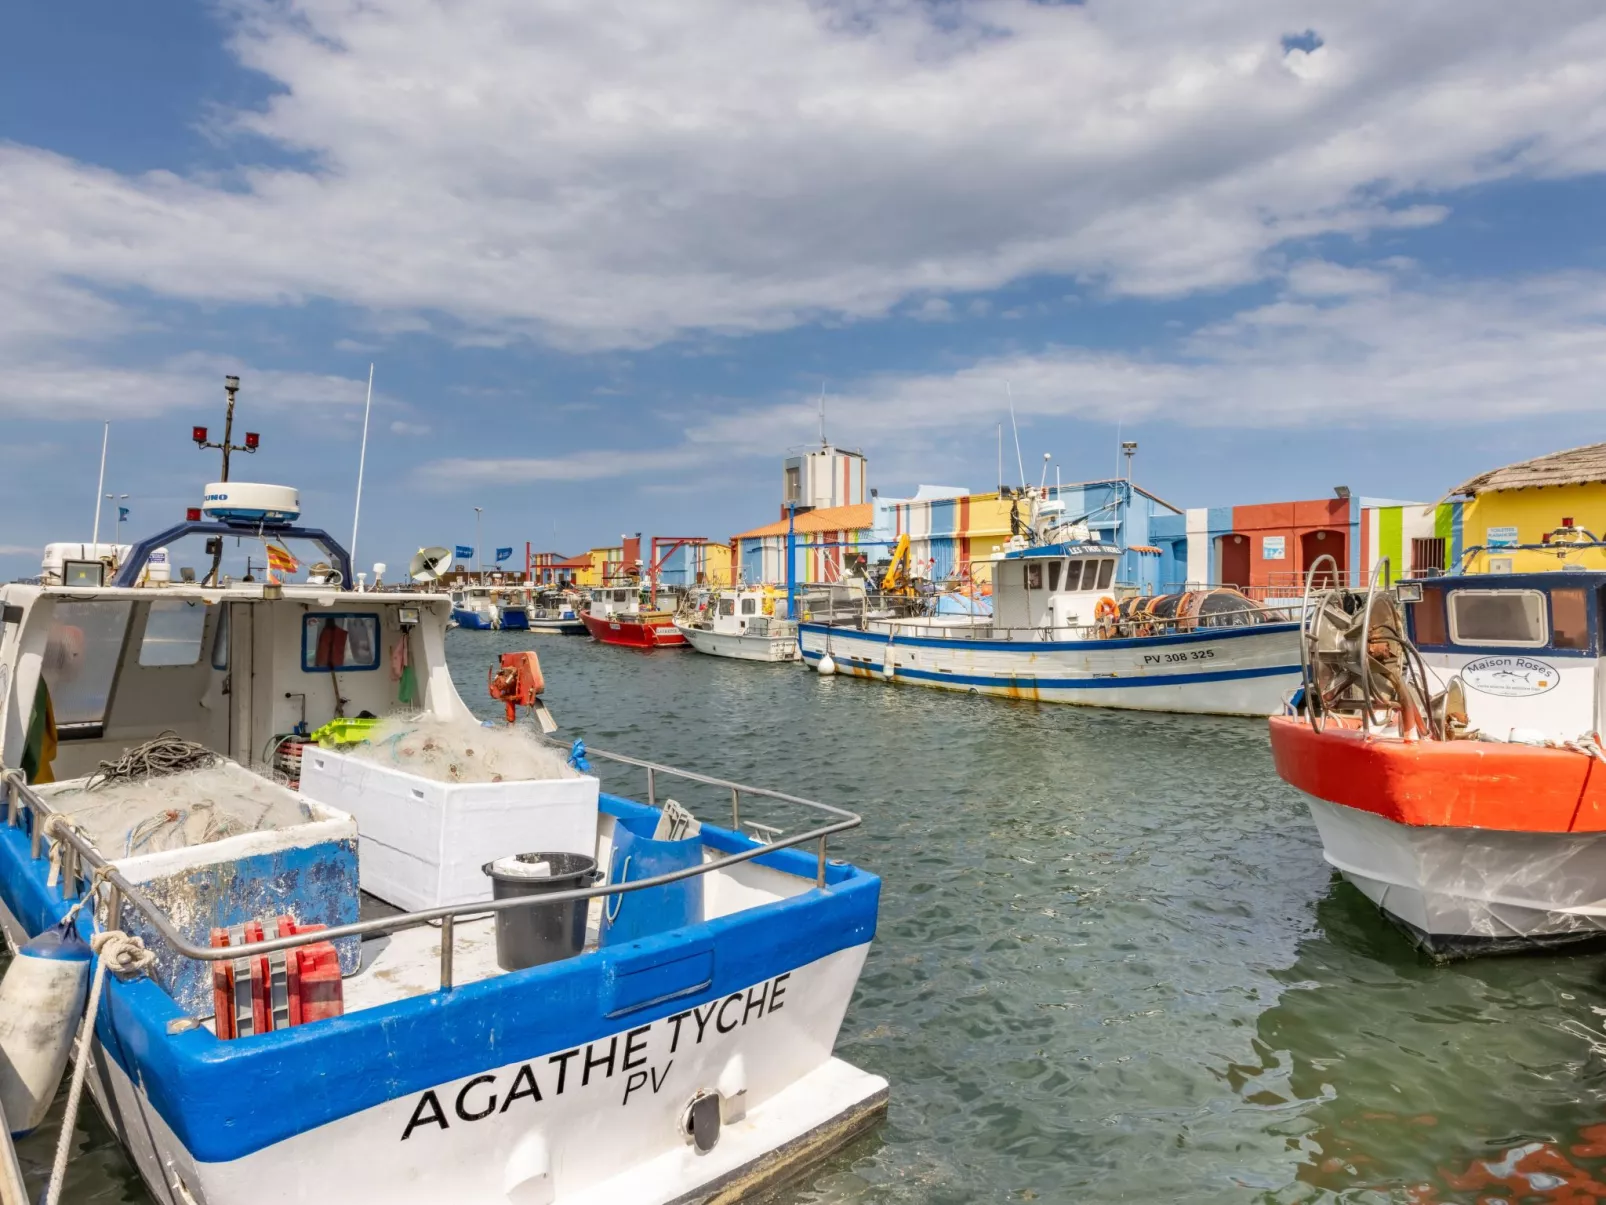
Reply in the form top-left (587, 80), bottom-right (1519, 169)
top-left (1301, 797), bottom-right (1606, 955)
top-left (797, 622), bottom-right (1299, 717)
top-left (14, 922), bottom-right (884, 1205)
top-left (677, 626), bottom-right (799, 663)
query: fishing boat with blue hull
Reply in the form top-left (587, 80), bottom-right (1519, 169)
top-left (451, 584), bottom-right (530, 631)
top-left (799, 527), bottom-right (1302, 716)
top-left (0, 482), bottom-right (886, 1205)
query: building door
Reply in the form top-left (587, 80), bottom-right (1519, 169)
top-left (1300, 530), bottom-right (1346, 585)
top-left (1218, 534), bottom-right (1250, 589)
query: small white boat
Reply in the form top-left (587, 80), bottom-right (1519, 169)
top-left (676, 589), bottom-right (799, 663)
top-left (0, 475), bottom-right (887, 1205)
top-left (527, 589), bottom-right (587, 635)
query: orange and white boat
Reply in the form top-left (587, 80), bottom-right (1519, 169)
top-left (1270, 556), bottom-right (1606, 957)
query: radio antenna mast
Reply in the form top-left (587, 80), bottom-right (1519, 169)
top-left (818, 380), bottom-right (827, 447)
top-left (1007, 382), bottom-right (1026, 488)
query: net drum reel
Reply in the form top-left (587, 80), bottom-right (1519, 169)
top-left (1297, 554), bottom-right (1460, 739)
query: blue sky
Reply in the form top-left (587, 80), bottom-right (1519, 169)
top-left (4, 1), bottom-right (1606, 580)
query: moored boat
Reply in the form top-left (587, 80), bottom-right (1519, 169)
top-left (581, 586), bottom-right (687, 649)
top-left (528, 588), bottom-right (587, 635)
top-left (1269, 553), bottom-right (1606, 956)
top-left (0, 473), bottom-right (886, 1203)
top-left (799, 526), bottom-right (1300, 716)
top-left (676, 588), bottom-right (799, 662)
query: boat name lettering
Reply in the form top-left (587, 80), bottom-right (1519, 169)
top-left (1142, 649), bottom-right (1217, 666)
top-left (1460, 655), bottom-right (1559, 697)
top-left (398, 972), bottom-right (790, 1140)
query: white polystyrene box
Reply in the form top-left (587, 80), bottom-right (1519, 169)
top-left (297, 746), bottom-right (601, 911)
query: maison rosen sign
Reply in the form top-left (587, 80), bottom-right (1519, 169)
top-left (1460, 656), bottom-right (1558, 697)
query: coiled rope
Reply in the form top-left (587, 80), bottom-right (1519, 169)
top-left (83, 733), bottom-right (219, 792)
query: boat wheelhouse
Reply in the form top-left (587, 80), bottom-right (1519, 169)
top-left (676, 589), bottom-right (798, 663)
top-left (580, 587), bottom-right (686, 649)
top-left (0, 498), bottom-right (886, 1203)
top-left (799, 536), bottom-right (1300, 716)
top-left (1271, 558), bottom-right (1606, 956)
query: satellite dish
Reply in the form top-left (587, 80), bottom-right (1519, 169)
top-left (410, 546), bottom-right (451, 583)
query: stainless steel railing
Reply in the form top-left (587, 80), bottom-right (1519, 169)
top-left (0, 740), bottom-right (862, 996)
top-left (809, 600), bottom-right (1295, 643)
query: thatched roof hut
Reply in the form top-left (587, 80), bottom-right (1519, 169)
top-left (1452, 442), bottom-right (1606, 496)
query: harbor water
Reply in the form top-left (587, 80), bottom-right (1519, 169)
top-left (16, 629), bottom-right (1606, 1203)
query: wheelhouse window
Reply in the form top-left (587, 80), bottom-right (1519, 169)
top-left (211, 603), bottom-right (230, 670)
top-left (740, 597), bottom-right (757, 615)
top-left (718, 598), bottom-right (735, 617)
top-left (1412, 585), bottom-right (1448, 645)
top-left (1096, 559), bottom-right (1115, 590)
top-left (1551, 588), bottom-right (1591, 651)
top-left (302, 614), bottom-right (381, 671)
top-left (41, 601), bottom-right (133, 728)
top-left (1448, 589), bottom-right (1547, 647)
top-left (139, 599), bottom-right (207, 667)
top-left (1047, 562), bottom-right (1062, 592)
top-left (1026, 562), bottom-right (1044, 589)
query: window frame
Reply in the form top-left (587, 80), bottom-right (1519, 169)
top-left (1447, 588), bottom-right (1549, 649)
top-left (301, 612), bottom-right (383, 673)
top-left (1096, 559), bottom-right (1115, 590)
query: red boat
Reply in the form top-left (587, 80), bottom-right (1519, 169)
top-left (581, 586), bottom-right (687, 649)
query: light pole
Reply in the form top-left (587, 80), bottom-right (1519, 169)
top-left (474, 507), bottom-right (484, 584)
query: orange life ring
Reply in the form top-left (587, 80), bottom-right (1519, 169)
top-left (1094, 595), bottom-right (1120, 639)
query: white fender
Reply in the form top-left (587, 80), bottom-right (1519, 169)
top-left (0, 920), bottom-right (92, 1135)
top-left (816, 653), bottom-right (836, 676)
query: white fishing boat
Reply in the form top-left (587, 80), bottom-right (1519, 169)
top-left (451, 584), bottom-right (530, 632)
top-left (528, 589), bottom-right (587, 636)
top-left (0, 476), bottom-right (886, 1203)
top-left (798, 523), bottom-right (1300, 716)
top-left (676, 589), bottom-right (799, 663)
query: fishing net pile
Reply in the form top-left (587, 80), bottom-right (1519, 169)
top-left (348, 715), bottom-right (580, 783)
top-left (44, 735), bottom-right (313, 858)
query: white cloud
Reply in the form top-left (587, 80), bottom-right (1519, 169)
top-left (2, 0), bottom-right (1605, 350)
top-left (0, 352), bottom-right (371, 420)
top-left (416, 264), bottom-right (1606, 485)
top-left (389, 420), bottom-right (432, 436)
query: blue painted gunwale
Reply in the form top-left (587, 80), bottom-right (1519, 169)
top-left (800, 646), bottom-right (1296, 690)
top-left (798, 618), bottom-right (1299, 654)
top-left (0, 792), bottom-right (878, 1164)
top-left (450, 608), bottom-right (495, 630)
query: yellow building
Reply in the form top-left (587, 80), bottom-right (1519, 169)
top-left (1453, 443), bottom-right (1606, 573)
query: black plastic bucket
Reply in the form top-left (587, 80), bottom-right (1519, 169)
top-left (483, 852), bottom-right (599, 971)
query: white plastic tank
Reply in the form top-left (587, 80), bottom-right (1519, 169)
top-left (0, 920), bottom-right (92, 1135)
top-left (141, 546), bottom-right (173, 584)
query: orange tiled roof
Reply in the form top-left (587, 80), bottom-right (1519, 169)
top-left (732, 503), bottom-right (874, 541)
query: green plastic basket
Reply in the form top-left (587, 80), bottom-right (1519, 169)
top-left (310, 717), bottom-right (383, 748)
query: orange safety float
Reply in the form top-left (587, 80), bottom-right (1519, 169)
top-left (488, 650), bottom-right (547, 724)
top-left (1093, 595), bottom-right (1120, 639)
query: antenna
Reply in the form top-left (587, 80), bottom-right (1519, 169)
top-left (818, 380), bottom-right (827, 448)
top-left (351, 362), bottom-right (375, 570)
top-left (1038, 451), bottom-right (1051, 494)
top-left (997, 424), bottom-right (1003, 493)
top-left (1007, 382), bottom-right (1026, 488)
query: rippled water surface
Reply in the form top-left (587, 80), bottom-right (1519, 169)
top-left (22, 630), bottom-right (1606, 1203)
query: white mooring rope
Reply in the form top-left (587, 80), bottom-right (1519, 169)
top-left (43, 929), bottom-right (156, 1205)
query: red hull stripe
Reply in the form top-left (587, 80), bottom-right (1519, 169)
top-left (1267, 715), bottom-right (1606, 833)
top-left (580, 613), bottom-right (687, 648)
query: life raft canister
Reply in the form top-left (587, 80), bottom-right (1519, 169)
top-left (0, 917), bottom-right (92, 1135)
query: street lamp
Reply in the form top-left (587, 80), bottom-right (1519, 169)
top-left (474, 507), bottom-right (484, 584)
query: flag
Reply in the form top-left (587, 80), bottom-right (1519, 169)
top-left (118, 507), bottom-right (129, 521)
top-left (266, 543), bottom-right (299, 574)
top-left (455, 545), bottom-right (474, 560)
top-left (495, 546), bottom-right (513, 563)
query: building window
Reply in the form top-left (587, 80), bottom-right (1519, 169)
top-left (1411, 537), bottom-right (1446, 577)
top-left (784, 462), bottom-right (802, 503)
top-left (1448, 589), bottom-right (1547, 647)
